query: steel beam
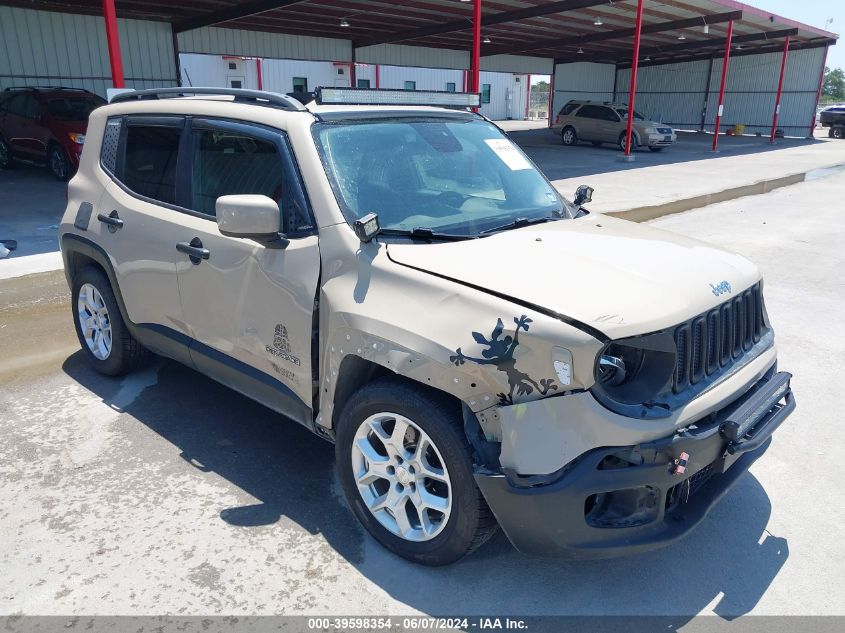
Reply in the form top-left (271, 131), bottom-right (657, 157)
top-left (712, 20), bottom-right (733, 151)
top-left (770, 34), bottom-right (790, 142)
top-left (354, 0), bottom-right (609, 49)
top-left (102, 0), bottom-right (124, 88)
top-left (485, 10), bottom-right (742, 57)
top-left (622, 0), bottom-right (645, 159)
top-left (173, 0), bottom-right (307, 34)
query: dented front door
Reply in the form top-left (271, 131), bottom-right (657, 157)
top-left (174, 118), bottom-right (320, 426)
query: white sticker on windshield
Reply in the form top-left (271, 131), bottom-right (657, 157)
top-left (484, 139), bottom-right (532, 171)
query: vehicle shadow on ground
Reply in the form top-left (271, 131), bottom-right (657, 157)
top-left (63, 353), bottom-right (788, 622)
top-left (511, 128), bottom-right (825, 181)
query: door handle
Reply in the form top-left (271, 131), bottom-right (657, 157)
top-left (97, 211), bottom-right (124, 232)
top-left (176, 238), bottom-right (210, 265)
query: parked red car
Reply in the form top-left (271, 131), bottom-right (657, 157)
top-left (0, 87), bottom-right (105, 180)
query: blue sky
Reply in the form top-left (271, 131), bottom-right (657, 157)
top-left (749, 0), bottom-right (842, 69)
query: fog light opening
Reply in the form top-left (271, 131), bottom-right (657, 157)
top-left (585, 486), bottom-right (660, 528)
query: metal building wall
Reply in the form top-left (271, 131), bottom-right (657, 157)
top-left (614, 59), bottom-right (711, 129)
top-left (178, 26), bottom-right (350, 62)
top-left (356, 45), bottom-right (551, 74)
top-left (615, 46), bottom-right (826, 136)
top-left (0, 6), bottom-right (177, 97)
top-left (551, 62), bottom-right (616, 119)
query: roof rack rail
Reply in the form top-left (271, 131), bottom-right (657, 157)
top-left (3, 86), bottom-right (89, 92)
top-left (109, 87), bottom-right (306, 111)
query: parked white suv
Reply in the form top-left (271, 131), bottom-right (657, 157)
top-left (59, 87), bottom-right (794, 565)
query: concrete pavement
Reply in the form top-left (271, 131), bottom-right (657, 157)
top-left (1, 170), bottom-right (843, 619)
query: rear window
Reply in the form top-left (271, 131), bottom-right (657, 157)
top-left (46, 95), bottom-right (105, 121)
top-left (559, 102), bottom-right (580, 116)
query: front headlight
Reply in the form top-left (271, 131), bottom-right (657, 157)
top-left (68, 132), bottom-right (85, 145)
top-left (593, 332), bottom-right (675, 411)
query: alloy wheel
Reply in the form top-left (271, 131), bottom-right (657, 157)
top-left (77, 283), bottom-right (112, 360)
top-left (50, 148), bottom-right (68, 180)
top-left (351, 412), bottom-right (452, 542)
top-left (0, 140), bottom-right (8, 168)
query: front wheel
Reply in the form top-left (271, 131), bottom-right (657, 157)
top-left (336, 378), bottom-right (497, 566)
top-left (561, 127), bottom-right (578, 146)
top-left (618, 132), bottom-right (636, 153)
top-left (49, 145), bottom-right (71, 181)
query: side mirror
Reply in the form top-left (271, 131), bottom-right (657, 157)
top-left (353, 212), bottom-right (381, 243)
top-left (573, 185), bottom-right (594, 207)
top-left (216, 194), bottom-right (288, 247)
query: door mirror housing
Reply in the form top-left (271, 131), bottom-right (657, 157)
top-left (216, 194), bottom-right (288, 247)
top-left (573, 185), bottom-right (594, 207)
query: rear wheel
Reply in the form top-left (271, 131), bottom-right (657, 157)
top-left (336, 378), bottom-right (497, 566)
top-left (49, 145), bottom-right (71, 181)
top-left (832, 127), bottom-right (845, 139)
top-left (0, 138), bottom-right (13, 169)
top-left (561, 127), bottom-right (578, 146)
top-left (71, 266), bottom-right (149, 376)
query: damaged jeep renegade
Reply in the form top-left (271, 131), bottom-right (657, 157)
top-left (59, 87), bottom-right (795, 566)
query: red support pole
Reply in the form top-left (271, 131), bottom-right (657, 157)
top-left (470, 0), bottom-right (481, 97)
top-left (375, 64), bottom-right (380, 89)
top-left (770, 34), bottom-right (790, 143)
top-left (102, 0), bottom-right (124, 88)
top-left (525, 74), bottom-right (531, 119)
top-left (809, 46), bottom-right (829, 138)
top-left (711, 19), bottom-right (734, 152)
top-left (547, 71), bottom-right (555, 128)
top-left (256, 58), bottom-right (263, 90)
top-left (623, 0), bottom-right (645, 158)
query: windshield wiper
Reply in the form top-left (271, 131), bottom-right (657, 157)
top-left (479, 216), bottom-right (560, 236)
top-left (378, 227), bottom-right (474, 242)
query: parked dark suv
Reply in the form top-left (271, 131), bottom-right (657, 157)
top-left (0, 87), bottom-right (105, 180)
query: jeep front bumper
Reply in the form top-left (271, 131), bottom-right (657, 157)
top-left (475, 370), bottom-right (794, 558)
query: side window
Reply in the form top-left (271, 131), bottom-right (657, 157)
top-left (356, 79), bottom-right (371, 88)
top-left (404, 81), bottom-right (416, 91)
top-left (189, 124), bottom-right (313, 235)
top-left (121, 124), bottom-right (181, 205)
top-left (481, 84), bottom-right (491, 104)
top-left (576, 105), bottom-right (600, 119)
top-left (445, 82), bottom-right (456, 93)
top-left (600, 107), bottom-right (620, 122)
top-left (23, 95), bottom-right (41, 120)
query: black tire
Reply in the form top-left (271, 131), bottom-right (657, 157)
top-left (561, 126), bottom-right (578, 146)
top-left (832, 127), bottom-right (845, 140)
top-left (591, 141), bottom-right (603, 147)
top-left (648, 146), bottom-right (664, 152)
top-left (618, 132), bottom-right (636, 153)
top-left (336, 377), bottom-right (498, 566)
top-left (0, 137), bottom-right (14, 169)
top-left (71, 266), bottom-right (149, 376)
top-left (48, 144), bottom-right (71, 181)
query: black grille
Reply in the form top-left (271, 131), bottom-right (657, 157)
top-left (672, 283), bottom-right (767, 394)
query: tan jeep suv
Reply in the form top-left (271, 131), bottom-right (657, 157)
top-left (553, 100), bottom-right (677, 152)
top-left (59, 87), bottom-right (793, 566)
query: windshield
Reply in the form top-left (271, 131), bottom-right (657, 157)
top-left (614, 107), bottom-right (646, 121)
top-left (46, 95), bottom-right (105, 121)
top-left (313, 117), bottom-right (574, 237)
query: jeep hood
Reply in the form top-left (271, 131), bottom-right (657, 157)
top-left (386, 215), bottom-right (761, 340)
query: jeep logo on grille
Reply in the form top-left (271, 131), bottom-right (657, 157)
top-left (710, 280), bottom-right (732, 296)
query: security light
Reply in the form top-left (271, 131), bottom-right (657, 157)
top-left (594, 17), bottom-right (603, 26)
top-left (340, 18), bottom-right (350, 27)
top-left (677, 33), bottom-right (686, 40)
top-left (577, 47), bottom-right (584, 54)
top-left (483, 36), bottom-right (491, 43)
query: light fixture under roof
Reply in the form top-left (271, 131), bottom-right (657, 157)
top-left (340, 18), bottom-right (350, 27)
top-left (577, 47), bottom-right (584, 54)
top-left (677, 33), bottom-right (686, 40)
top-left (594, 17), bottom-right (603, 26)
top-left (644, 55), bottom-right (651, 61)
top-left (483, 35), bottom-right (491, 43)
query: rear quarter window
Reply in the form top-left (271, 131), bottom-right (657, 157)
top-left (121, 124), bottom-right (181, 205)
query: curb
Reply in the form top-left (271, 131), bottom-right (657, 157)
top-left (605, 172), bottom-right (808, 222)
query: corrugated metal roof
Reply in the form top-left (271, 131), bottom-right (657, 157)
top-left (0, 0), bottom-right (836, 64)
